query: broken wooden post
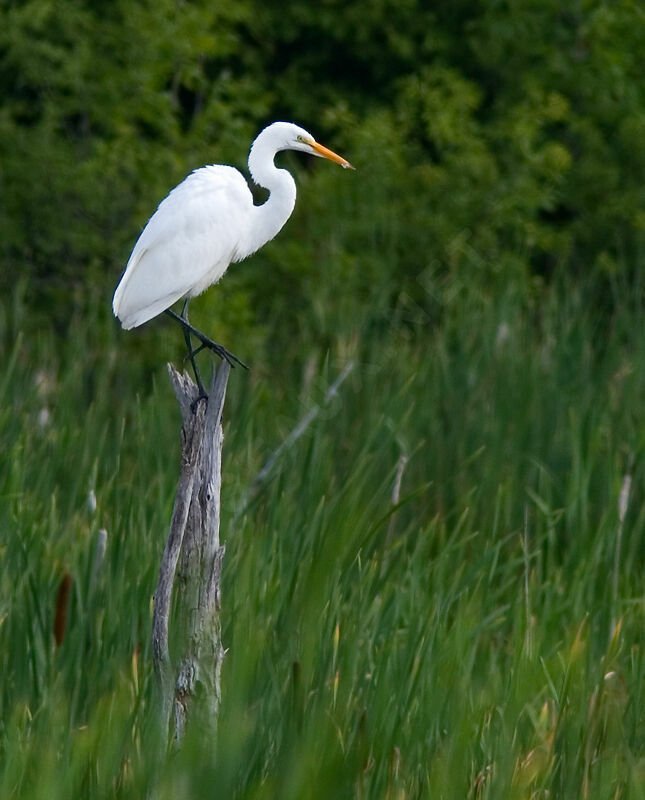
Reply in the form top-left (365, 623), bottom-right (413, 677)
top-left (151, 360), bottom-right (230, 746)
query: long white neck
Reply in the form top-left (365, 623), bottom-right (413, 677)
top-left (239, 128), bottom-right (297, 259)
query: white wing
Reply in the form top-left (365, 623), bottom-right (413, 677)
top-left (113, 165), bottom-right (253, 329)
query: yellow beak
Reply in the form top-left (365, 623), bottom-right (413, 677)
top-left (309, 140), bottom-right (354, 170)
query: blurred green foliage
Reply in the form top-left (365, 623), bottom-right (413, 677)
top-left (0, 274), bottom-right (644, 797)
top-left (1, 0), bottom-right (644, 345)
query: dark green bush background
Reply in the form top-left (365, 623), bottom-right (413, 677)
top-left (1, 0), bottom-right (643, 346)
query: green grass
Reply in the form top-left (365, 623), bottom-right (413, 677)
top-left (0, 274), bottom-right (644, 799)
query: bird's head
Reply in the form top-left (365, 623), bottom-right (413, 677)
top-left (270, 122), bottom-right (354, 169)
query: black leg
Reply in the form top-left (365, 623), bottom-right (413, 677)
top-left (183, 324), bottom-right (207, 396)
top-left (164, 308), bottom-right (248, 370)
top-left (178, 300), bottom-right (207, 395)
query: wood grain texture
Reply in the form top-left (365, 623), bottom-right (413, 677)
top-left (151, 361), bottom-right (230, 745)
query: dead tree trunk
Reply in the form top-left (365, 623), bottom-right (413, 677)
top-left (151, 361), bottom-right (230, 746)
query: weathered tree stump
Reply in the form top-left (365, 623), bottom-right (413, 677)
top-left (151, 361), bottom-right (230, 746)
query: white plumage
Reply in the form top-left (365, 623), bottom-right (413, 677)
top-left (113, 122), bottom-right (352, 331)
top-left (113, 166), bottom-right (252, 329)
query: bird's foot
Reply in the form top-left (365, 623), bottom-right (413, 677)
top-left (165, 309), bottom-right (249, 370)
top-left (190, 339), bottom-right (248, 370)
top-left (190, 392), bottom-right (209, 413)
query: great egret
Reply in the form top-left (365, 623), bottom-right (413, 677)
top-left (113, 121), bottom-right (353, 390)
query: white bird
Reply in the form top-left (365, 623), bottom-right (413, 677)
top-left (113, 121), bottom-right (353, 389)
